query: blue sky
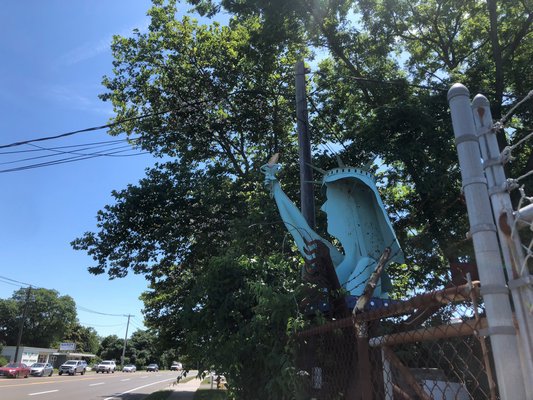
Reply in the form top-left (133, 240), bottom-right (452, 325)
top-left (0, 0), bottom-right (189, 339)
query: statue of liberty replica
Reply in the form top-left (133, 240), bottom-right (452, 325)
top-left (261, 155), bottom-right (404, 313)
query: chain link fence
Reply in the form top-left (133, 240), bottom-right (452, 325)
top-left (294, 279), bottom-right (498, 399)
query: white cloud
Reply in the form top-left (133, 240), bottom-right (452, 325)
top-left (58, 18), bottom-right (150, 66)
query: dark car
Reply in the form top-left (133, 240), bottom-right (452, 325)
top-left (146, 363), bottom-right (159, 372)
top-left (0, 363), bottom-right (30, 378)
top-left (30, 363), bottom-right (54, 377)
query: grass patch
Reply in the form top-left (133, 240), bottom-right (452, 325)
top-left (143, 389), bottom-right (173, 400)
top-left (193, 389), bottom-right (228, 400)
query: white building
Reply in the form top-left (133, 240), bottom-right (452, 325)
top-left (1, 346), bottom-right (56, 364)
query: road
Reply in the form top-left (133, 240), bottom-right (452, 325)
top-left (0, 370), bottom-right (190, 400)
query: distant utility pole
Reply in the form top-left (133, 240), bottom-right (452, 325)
top-left (295, 60), bottom-right (315, 228)
top-left (14, 286), bottom-right (32, 363)
top-left (121, 314), bottom-right (131, 366)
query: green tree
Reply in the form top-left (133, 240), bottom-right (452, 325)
top-left (63, 324), bottom-right (100, 354)
top-left (0, 288), bottom-right (77, 348)
top-left (141, 253), bottom-right (303, 398)
top-left (126, 329), bottom-right (158, 368)
top-left (98, 335), bottom-right (124, 361)
top-left (0, 298), bottom-right (18, 345)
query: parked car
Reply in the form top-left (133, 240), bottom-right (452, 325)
top-left (146, 363), bottom-right (159, 372)
top-left (0, 363), bottom-right (30, 378)
top-left (170, 362), bottom-right (183, 371)
top-left (122, 364), bottom-right (136, 373)
top-left (30, 363), bottom-right (53, 377)
top-left (58, 360), bottom-right (86, 376)
top-left (94, 360), bottom-right (116, 373)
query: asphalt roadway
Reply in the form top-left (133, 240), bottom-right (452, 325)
top-left (0, 370), bottom-right (201, 400)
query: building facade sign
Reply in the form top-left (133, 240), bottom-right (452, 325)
top-left (59, 343), bottom-right (76, 351)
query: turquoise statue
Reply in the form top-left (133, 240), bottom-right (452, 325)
top-left (261, 157), bottom-right (403, 299)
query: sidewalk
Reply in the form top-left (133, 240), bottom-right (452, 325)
top-left (167, 377), bottom-right (202, 400)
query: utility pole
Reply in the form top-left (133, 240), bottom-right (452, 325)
top-left (14, 286), bottom-right (32, 363)
top-left (295, 60), bottom-right (315, 228)
top-left (121, 314), bottom-right (131, 366)
top-left (296, 60), bottom-right (320, 398)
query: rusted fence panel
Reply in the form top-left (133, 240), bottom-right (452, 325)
top-left (295, 282), bottom-right (497, 399)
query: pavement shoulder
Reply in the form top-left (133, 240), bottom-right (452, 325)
top-left (167, 377), bottom-right (202, 400)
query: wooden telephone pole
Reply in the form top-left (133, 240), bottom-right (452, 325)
top-left (14, 286), bottom-right (32, 363)
top-left (121, 314), bottom-right (131, 366)
top-left (295, 61), bottom-right (315, 228)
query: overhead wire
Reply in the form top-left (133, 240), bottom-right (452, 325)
top-left (77, 305), bottom-right (132, 318)
top-left (80, 322), bottom-right (127, 328)
top-left (306, 95), bottom-right (348, 154)
top-left (0, 275), bottom-right (37, 288)
top-left (309, 69), bottom-right (449, 93)
top-left (0, 137), bottom-right (136, 155)
top-left (0, 143), bottom-right (140, 167)
top-left (130, 319), bottom-right (146, 331)
top-left (0, 93), bottom-right (222, 151)
top-left (0, 148), bottom-right (150, 173)
top-left (26, 139), bottom-right (140, 156)
top-left (0, 110), bottom-right (162, 150)
top-left (0, 277), bottom-right (25, 288)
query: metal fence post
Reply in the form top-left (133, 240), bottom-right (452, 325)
top-left (471, 94), bottom-right (533, 399)
top-left (448, 83), bottom-right (526, 399)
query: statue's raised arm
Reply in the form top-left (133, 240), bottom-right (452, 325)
top-left (260, 159), bottom-right (344, 267)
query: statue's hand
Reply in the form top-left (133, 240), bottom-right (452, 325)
top-left (260, 163), bottom-right (282, 190)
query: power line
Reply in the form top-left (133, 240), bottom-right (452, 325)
top-left (130, 316), bottom-right (146, 331)
top-left (309, 70), bottom-right (448, 93)
top-left (0, 95), bottom-right (217, 151)
top-left (0, 143), bottom-right (138, 166)
top-left (310, 69), bottom-right (528, 99)
top-left (0, 277), bottom-right (25, 288)
top-left (80, 322), bottom-right (127, 328)
top-left (0, 147), bottom-right (149, 173)
top-left (306, 94), bottom-right (348, 154)
top-left (130, 320), bottom-right (145, 331)
top-left (77, 305), bottom-right (133, 318)
top-left (0, 138), bottom-right (137, 155)
top-left (0, 111), bottom-right (166, 150)
top-left (0, 275), bottom-right (37, 288)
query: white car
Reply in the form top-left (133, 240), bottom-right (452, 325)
top-left (122, 364), bottom-right (136, 373)
top-left (170, 362), bottom-right (183, 371)
top-left (58, 360), bottom-right (86, 376)
top-left (30, 363), bottom-right (53, 377)
top-left (95, 360), bottom-right (116, 373)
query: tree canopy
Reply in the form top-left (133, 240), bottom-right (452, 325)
top-left (72, 0), bottom-right (533, 397)
top-left (0, 288), bottom-right (77, 348)
top-left (62, 323), bottom-right (100, 354)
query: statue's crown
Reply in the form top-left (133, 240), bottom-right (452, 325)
top-left (322, 166), bottom-right (375, 184)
